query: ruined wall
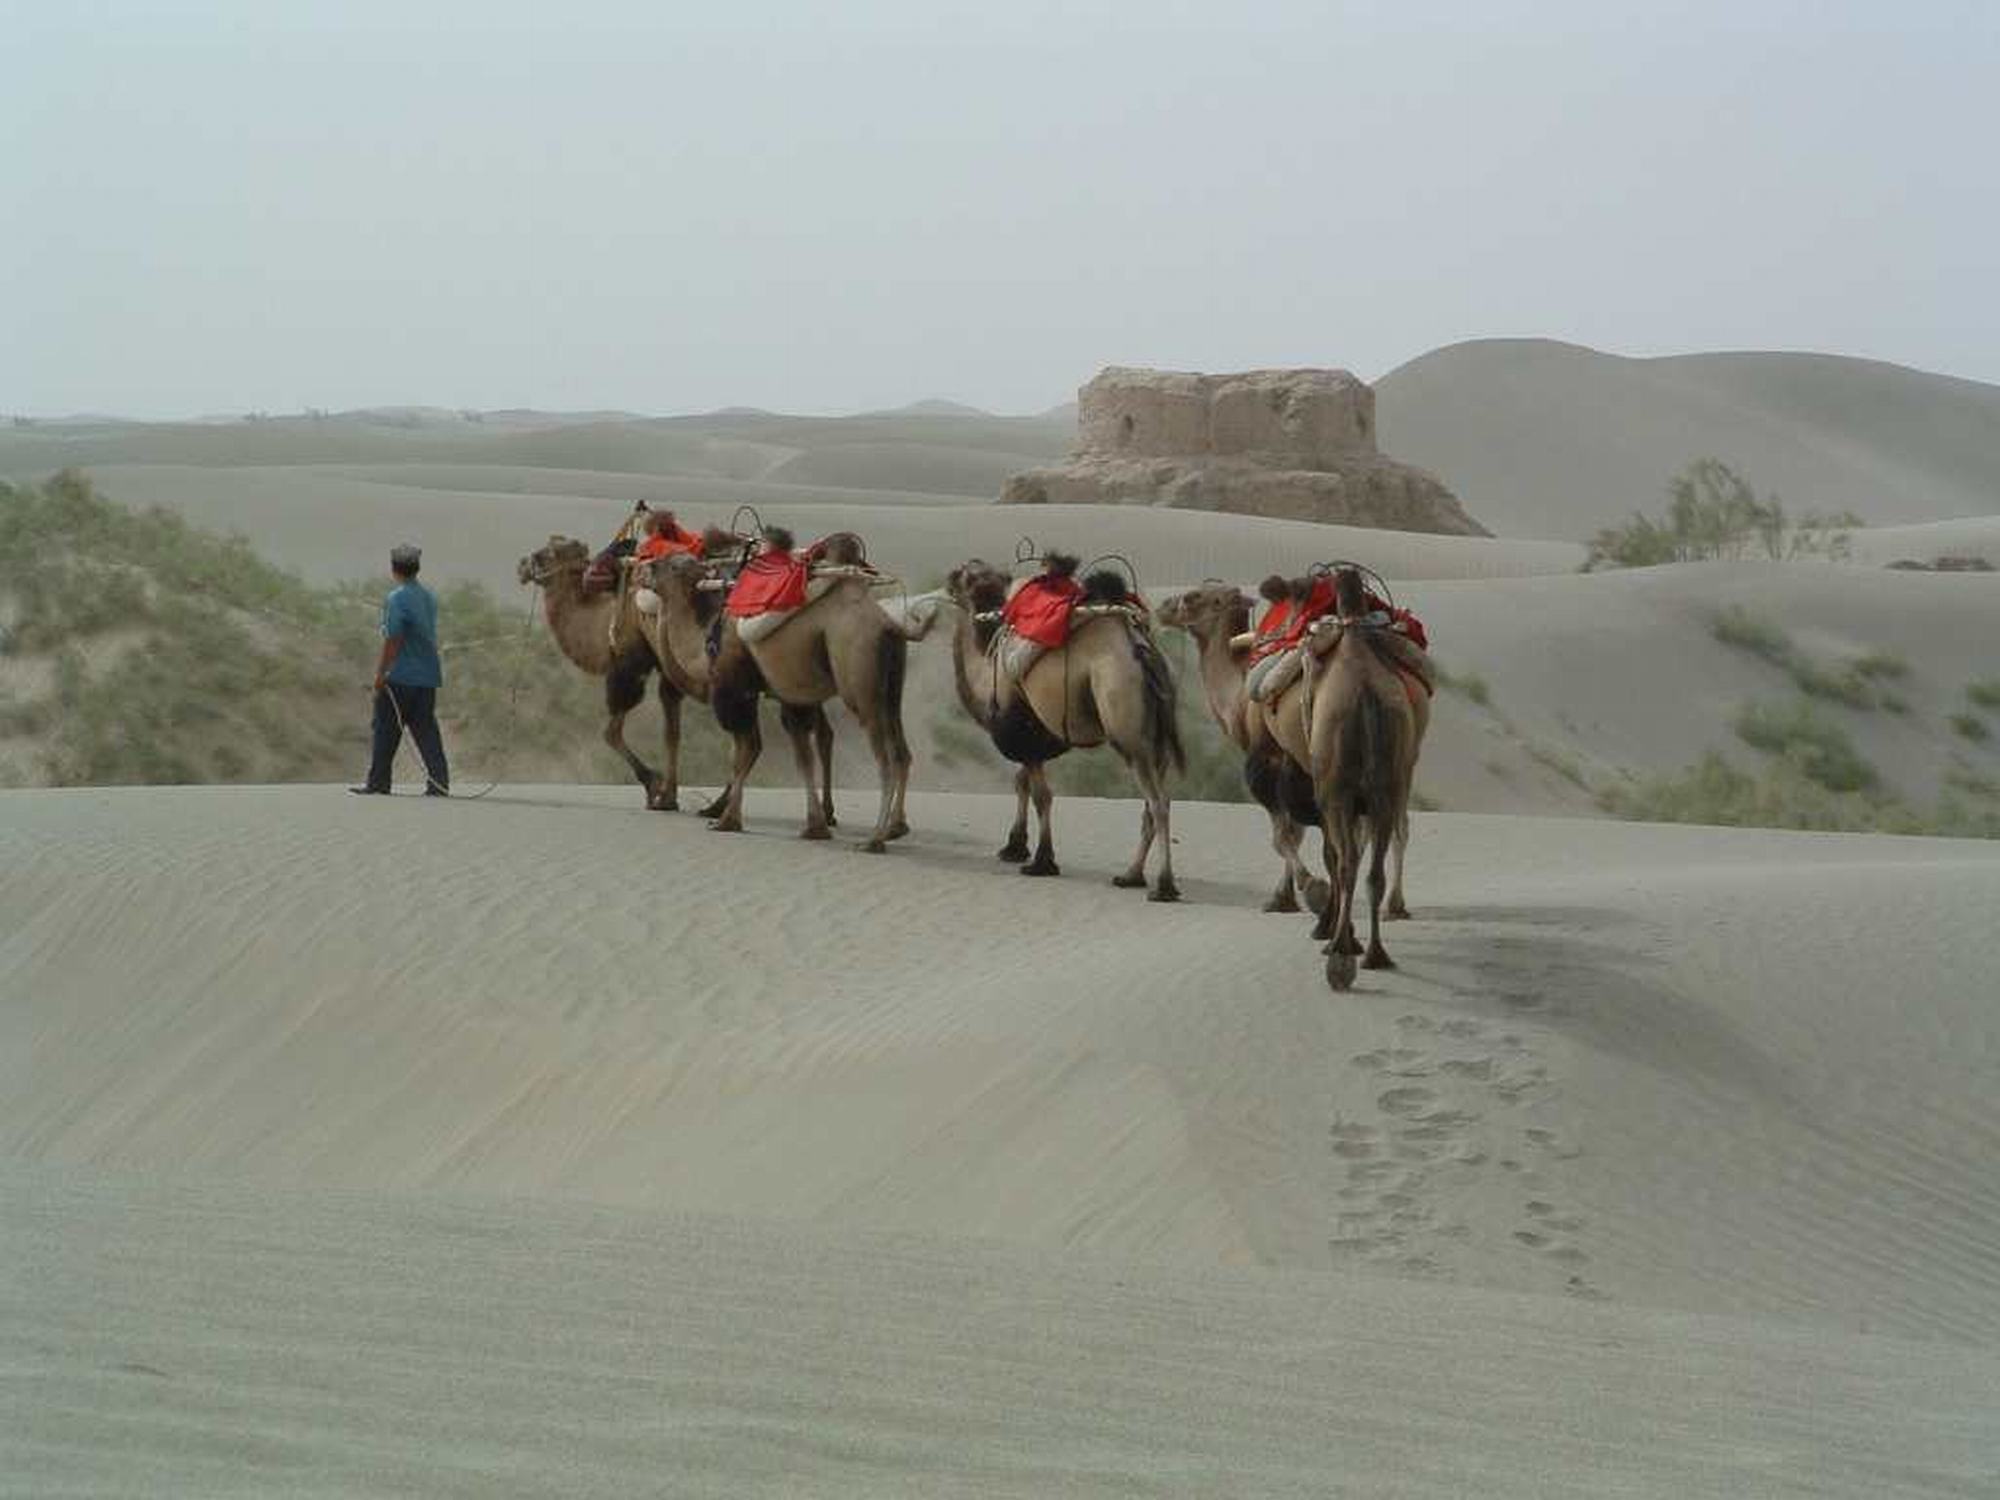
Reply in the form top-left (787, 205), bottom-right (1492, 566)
top-left (1002, 366), bottom-right (1487, 537)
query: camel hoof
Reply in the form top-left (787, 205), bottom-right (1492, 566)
top-left (1386, 900), bottom-right (1411, 921)
top-left (997, 841), bottom-right (1030, 863)
top-left (1363, 947), bottom-right (1396, 971)
top-left (1326, 949), bottom-right (1357, 992)
top-left (885, 820), bottom-right (911, 842)
top-left (1111, 872), bottom-right (1148, 889)
top-left (1021, 859), bottom-right (1060, 878)
top-left (1263, 892), bottom-right (1301, 914)
top-left (800, 825), bottom-right (833, 841)
top-left (1305, 880), bottom-right (1332, 915)
top-left (710, 818), bottom-right (743, 834)
top-left (697, 797), bottom-right (729, 820)
top-left (1338, 933), bottom-right (1365, 958)
top-left (1147, 879), bottom-right (1181, 904)
top-left (652, 795), bottom-right (679, 813)
top-left (861, 838), bottom-right (888, 854)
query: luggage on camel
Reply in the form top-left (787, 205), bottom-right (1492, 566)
top-left (725, 527), bottom-right (877, 644)
top-left (990, 554), bottom-right (1152, 687)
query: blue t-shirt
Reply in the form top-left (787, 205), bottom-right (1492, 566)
top-left (382, 581), bottom-right (442, 688)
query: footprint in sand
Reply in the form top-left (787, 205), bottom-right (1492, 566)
top-left (1440, 1057), bottom-right (1496, 1081)
top-left (1441, 1018), bottom-right (1484, 1040)
top-left (1378, 1086), bottom-right (1436, 1117)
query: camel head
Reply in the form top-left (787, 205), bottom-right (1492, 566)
top-left (945, 559), bottom-right (1011, 617)
top-left (816, 531), bottom-right (868, 567)
top-left (1158, 582), bottom-right (1253, 642)
top-left (1332, 566), bottom-right (1370, 617)
top-left (636, 550), bottom-right (725, 621)
top-left (518, 535), bottom-right (589, 587)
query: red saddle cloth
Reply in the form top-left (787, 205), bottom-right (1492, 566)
top-left (726, 551), bottom-right (810, 617)
top-left (1001, 574), bottom-right (1087, 648)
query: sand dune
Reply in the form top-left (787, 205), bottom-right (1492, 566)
top-left (5, 784), bottom-right (1999, 1491)
top-left (1378, 339), bottom-right (2000, 538)
top-left (79, 463), bottom-right (1586, 588)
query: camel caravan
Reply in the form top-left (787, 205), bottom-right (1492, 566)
top-left (514, 505), bottom-right (1434, 990)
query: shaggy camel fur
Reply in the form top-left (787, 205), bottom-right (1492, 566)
top-left (1156, 583), bottom-right (1328, 915)
top-left (1302, 568), bottom-right (1423, 992)
top-left (630, 547), bottom-right (838, 838)
top-left (516, 535), bottom-right (685, 810)
top-left (944, 560), bottom-right (1185, 901)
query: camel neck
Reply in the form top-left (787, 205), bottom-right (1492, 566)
top-left (541, 573), bottom-right (617, 674)
top-left (950, 611), bottom-right (997, 727)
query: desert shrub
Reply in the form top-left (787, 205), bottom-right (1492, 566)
top-left (1950, 712), bottom-right (1990, 743)
top-left (1850, 651), bottom-right (1909, 680)
top-left (1434, 661), bottom-right (1492, 707)
top-left (1598, 752), bottom-right (2000, 837)
top-left (1733, 698), bottom-right (1878, 793)
top-left (1710, 608), bottom-right (1883, 708)
top-left (1967, 679), bottom-right (2000, 710)
top-left (1587, 459), bottom-right (1859, 570)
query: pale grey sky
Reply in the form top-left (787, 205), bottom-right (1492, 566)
top-left (6, 0), bottom-right (1995, 417)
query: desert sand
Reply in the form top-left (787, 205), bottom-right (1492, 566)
top-left (6, 784), bottom-right (2000, 1493)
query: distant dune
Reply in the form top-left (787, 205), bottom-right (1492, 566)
top-left (1378, 339), bottom-right (2000, 538)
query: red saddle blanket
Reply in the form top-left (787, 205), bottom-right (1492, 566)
top-left (1001, 575), bottom-right (1086, 648)
top-left (726, 553), bottom-right (810, 617)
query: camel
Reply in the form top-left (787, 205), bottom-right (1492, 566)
top-left (629, 545), bottom-right (841, 840)
top-left (942, 559), bottom-right (1184, 901)
top-left (1249, 578), bottom-right (1429, 924)
top-left (1299, 568), bottom-right (1424, 992)
top-left (1157, 582), bottom-right (1328, 915)
top-left (515, 535), bottom-right (687, 810)
top-left (720, 532), bottom-right (929, 853)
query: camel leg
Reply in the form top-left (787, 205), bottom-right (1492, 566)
top-left (711, 719), bottom-right (761, 833)
top-left (603, 663), bottom-right (662, 807)
top-left (1021, 764), bottom-right (1059, 876)
top-left (1324, 814), bottom-right (1362, 991)
top-left (1386, 810), bottom-right (1411, 919)
top-left (781, 704), bottom-right (831, 840)
top-left (1140, 764), bottom-right (1179, 904)
top-left (1309, 827), bottom-right (1340, 944)
top-left (997, 766), bottom-right (1031, 862)
top-left (813, 708), bottom-right (838, 829)
top-left (883, 707), bottom-right (914, 844)
top-left (654, 683), bottom-right (682, 812)
top-left (1113, 798), bottom-right (1153, 889)
top-left (1362, 818), bottom-right (1396, 970)
top-left (1263, 811), bottom-right (1303, 913)
top-left (856, 706), bottom-right (900, 854)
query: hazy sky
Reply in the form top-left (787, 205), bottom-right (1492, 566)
top-left (7, 1), bottom-right (1996, 417)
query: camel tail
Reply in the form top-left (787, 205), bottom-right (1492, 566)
top-left (1342, 685), bottom-right (1395, 818)
top-left (876, 626), bottom-right (912, 761)
top-left (1133, 628), bottom-right (1186, 775)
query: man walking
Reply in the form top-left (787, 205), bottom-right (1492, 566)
top-left (351, 543), bottom-right (449, 797)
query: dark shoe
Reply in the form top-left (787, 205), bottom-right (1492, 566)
top-left (424, 786), bottom-right (449, 798)
top-left (349, 786), bottom-right (389, 796)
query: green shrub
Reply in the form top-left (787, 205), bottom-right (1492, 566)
top-left (1586, 459), bottom-right (1859, 570)
top-left (1733, 698), bottom-right (1878, 793)
top-left (1967, 679), bottom-right (2000, 710)
top-left (1850, 651), bottom-right (1909, 680)
top-left (1599, 752), bottom-right (1997, 838)
top-left (1950, 712), bottom-right (1990, 743)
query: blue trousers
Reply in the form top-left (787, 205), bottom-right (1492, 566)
top-left (366, 683), bottom-right (449, 793)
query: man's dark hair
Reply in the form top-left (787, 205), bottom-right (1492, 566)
top-left (1257, 574), bottom-right (1289, 603)
top-left (763, 525), bottom-right (796, 553)
top-left (1044, 551), bottom-right (1080, 578)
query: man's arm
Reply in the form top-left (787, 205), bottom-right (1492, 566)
top-left (374, 635), bottom-right (402, 693)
